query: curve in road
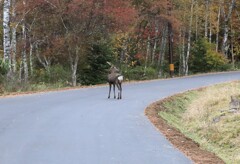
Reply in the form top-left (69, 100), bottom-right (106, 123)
top-left (0, 72), bottom-right (240, 164)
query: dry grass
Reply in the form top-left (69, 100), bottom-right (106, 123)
top-left (160, 81), bottom-right (240, 164)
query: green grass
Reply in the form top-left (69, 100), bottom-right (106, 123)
top-left (159, 81), bottom-right (240, 163)
top-left (0, 82), bottom-right (70, 96)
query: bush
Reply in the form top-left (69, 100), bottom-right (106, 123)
top-left (123, 66), bottom-right (144, 80)
top-left (234, 62), bottom-right (240, 70)
top-left (0, 59), bottom-right (9, 83)
top-left (123, 66), bottom-right (157, 81)
top-left (0, 60), bottom-right (23, 93)
top-left (80, 43), bottom-right (114, 85)
top-left (144, 67), bottom-right (158, 79)
top-left (49, 65), bottom-right (71, 83)
top-left (190, 39), bottom-right (229, 73)
top-left (1, 71), bottom-right (26, 93)
top-left (32, 65), bottom-right (71, 84)
top-left (205, 50), bottom-right (229, 71)
top-left (0, 59), bottom-right (8, 76)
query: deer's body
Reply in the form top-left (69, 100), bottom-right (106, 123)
top-left (107, 66), bottom-right (123, 99)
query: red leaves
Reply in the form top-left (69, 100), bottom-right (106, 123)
top-left (103, 0), bottom-right (137, 32)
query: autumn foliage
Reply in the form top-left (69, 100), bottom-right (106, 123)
top-left (0, 0), bottom-right (239, 88)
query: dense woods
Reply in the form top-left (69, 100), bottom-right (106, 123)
top-left (0, 0), bottom-right (240, 92)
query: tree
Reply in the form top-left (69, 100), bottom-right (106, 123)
top-left (191, 39), bottom-right (228, 73)
top-left (80, 43), bottom-right (114, 85)
top-left (185, 0), bottom-right (195, 75)
top-left (221, 0), bottom-right (236, 56)
top-left (3, 0), bottom-right (11, 69)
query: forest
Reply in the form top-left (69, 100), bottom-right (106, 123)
top-left (0, 0), bottom-right (240, 92)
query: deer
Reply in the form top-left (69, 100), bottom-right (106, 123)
top-left (107, 63), bottom-right (123, 99)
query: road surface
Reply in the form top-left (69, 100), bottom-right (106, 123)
top-left (0, 72), bottom-right (240, 164)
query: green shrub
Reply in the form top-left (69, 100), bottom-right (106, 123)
top-left (190, 39), bottom-right (229, 73)
top-left (0, 60), bottom-right (23, 93)
top-left (123, 66), bottom-right (144, 80)
top-left (205, 50), bottom-right (229, 71)
top-left (49, 65), bottom-right (70, 83)
top-left (234, 62), bottom-right (240, 70)
top-left (144, 67), bottom-right (158, 79)
top-left (123, 66), bottom-right (157, 81)
top-left (32, 65), bottom-right (70, 84)
top-left (0, 59), bottom-right (9, 84)
top-left (1, 72), bottom-right (26, 92)
top-left (0, 59), bottom-right (8, 76)
top-left (80, 43), bottom-right (114, 85)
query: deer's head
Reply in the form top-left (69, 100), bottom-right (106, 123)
top-left (107, 62), bottom-right (120, 74)
top-left (109, 66), bottom-right (119, 73)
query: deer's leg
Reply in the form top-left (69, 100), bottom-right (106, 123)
top-left (115, 82), bottom-right (121, 99)
top-left (116, 83), bottom-right (119, 99)
top-left (119, 82), bottom-right (122, 99)
top-left (113, 83), bottom-right (116, 99)
top-left (116, 82), bottom-right (122, 99)
top-left (108, 83), bottom-right (111, 98)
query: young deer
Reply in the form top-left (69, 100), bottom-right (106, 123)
top-left (107, 65), bottom-right (123, 99)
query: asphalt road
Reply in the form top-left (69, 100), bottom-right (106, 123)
top-left (0, 72), bottom-right (240, 164)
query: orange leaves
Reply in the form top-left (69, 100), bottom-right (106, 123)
top-left (103, 0), bottom-right (138, 32)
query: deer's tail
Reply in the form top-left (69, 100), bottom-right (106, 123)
top-left (118, 75), bottom-right (123, 82)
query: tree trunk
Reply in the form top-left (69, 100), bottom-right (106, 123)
top-left (158, 25), bottom-right (167, 77)
top-left (209, 22), bottom-right (212, 43)
top-left (181, 28), bottom-right (186, 76)
top-left (20, 0), bottom-right (28, 82)
top-left (144, 35), bottom-right (151, 75)
top-left (204, 0), bottom-right (209, 39)
top-left (29, 43), bottom-right (34, 76)
top-left (22, 22), bottom-right (28, 82)
top-left (221, 0), bottom-right (236, 56)
top-left (180, 8), bottom-right (186, 76)
top-left (179, 29), bottom-right (182, 76)
top-left (231, 22), bottom-right (235, 68)
top-left (152, 37), bottom-right (157, 65)
top-left (120, 41), bottom-right (127, 68)
top-left (195, 2), bottom-right (198, 41)
top-left (3, 0), bottom-right (11, 69)
top-left (152, 22), bottom-right (159, 65)
top-left (69, 47), bottom-right (80, 87)
top-left (11, 27), bottom-right (17, 73)
top-left (185, 0), bottom-right (194, 76)
top-left (208, 1), bottom-right (212, 43)
top-left (35, 44), bottom-right (51, 73)
top-left (11, 0), bottom-right (17, 73)
top-left (216, 6), bottom-right (221, 52)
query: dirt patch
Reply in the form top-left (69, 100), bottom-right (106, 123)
top-left (145, 99), bottom-right (225, 164)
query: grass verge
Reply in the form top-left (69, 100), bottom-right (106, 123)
top-left (148, 81), bottom-right (240, 163)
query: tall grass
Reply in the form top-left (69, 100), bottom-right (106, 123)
top-left (159, 81), bottom-right (240, 163)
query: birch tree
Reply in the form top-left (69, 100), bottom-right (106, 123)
top-left (221, 0), bottom-right (236, 56)
top-left (185, 0), bottom-right (194, 75)
top-left (10, 0), bottom-right (17, 73)
top-left (3, 0), bottom-right (11, 69)
top-left (151, 21), bottom-right (159, 65)
top-left (216, 5), bottom-right (221, 52)
top-left (19, 0), bottom-right (28, 82)
top-left (158, 25), bottom-right (167, 77)
top-left (204, 0), bottom-right (210, 38)
top-left (68, 40), bottom-right (80, 87)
